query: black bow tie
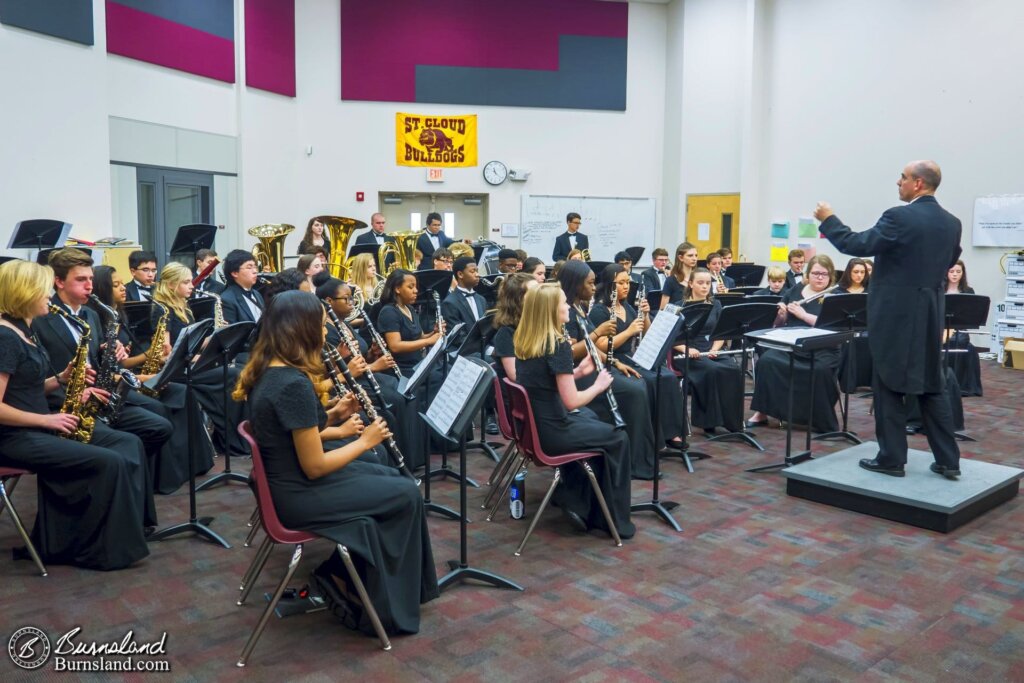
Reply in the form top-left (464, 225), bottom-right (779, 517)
top-left (137, 284), bottom-right (152, 292)
top-left (460, 290), bottom-right (476, 298)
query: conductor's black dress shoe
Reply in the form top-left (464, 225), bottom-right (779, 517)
top-left (930, 463), bottom-right (961, 480)
top-left (858, 458), bottom-right (905, 477)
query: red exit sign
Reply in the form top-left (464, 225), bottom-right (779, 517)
top-left (426, 168), bottom-right (444, 182)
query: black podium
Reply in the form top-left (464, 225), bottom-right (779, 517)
top-left (814, 293), bottom-right (868, 445)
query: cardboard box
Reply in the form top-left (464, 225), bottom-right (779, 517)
top-left (1003, 338), bottom-right (1024, 370)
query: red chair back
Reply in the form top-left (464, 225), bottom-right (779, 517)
top-left (502, 379), bottom-right (597, 468)
top-left (0, 467), bottom-right (30, 478)
top-left (237, 422), bottom-right (315, 546)
top-left (491, 369), bottom-right (516, 441)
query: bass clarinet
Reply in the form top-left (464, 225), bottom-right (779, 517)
top-left (575, 308), bottom-right (626, 430)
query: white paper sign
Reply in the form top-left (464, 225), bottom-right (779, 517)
top-left (973, 195), bottom-right (1024, 247)
top-left (698, 222), bottom-right (711, 241)
top-left (426, 356), bottom-right (486, 436)
top-left (631, 303), bottom-right (682, 370)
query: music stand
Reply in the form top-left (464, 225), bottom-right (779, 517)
top-left (942, 293), bottom-right (990, 442)
top-left (814, 293), bottom-right (868, 445)
top-left (413, 270), bottom-right (453, 309)
top-left (0, 256), bottom-right (20, 265)
top-left (123, 300), bottom-right (156, 346)
top-left (454, 314), bottom-right (501, 462)
top-left (625, 246), bottom-right (645, 264)
top-left (8, 219), bottom-right (72, 254)
top-left (701, 302), bottom-right (779, 451)
top-left (348, 242), bottom-right (386, 273)
top-left (731, 286), bottom-right (763, 296)
top-left (666, 302), bottom-right (713, 473)
top-left (646, 288), bottom-right (663, 314)
top-left (148, 320), bottom-right (232, 548)
top-left (170, 224), bottom-right (217, 267)
top-left (714, 293), bottom-right (746, 307)
top-left (743, 295), bottom-right (782, 305)
top-left (195, 322), bottom-right (258, 491)
top-left (421, 358), bottom-right (523, 593)
top-left (725, 264), bottom-right (766, 287)
top-left (585, 261), bottom-right (612, 276)
top-left (626, 307), bottom-right (685, 531)
top-left (476, 274), bottom-right (504, 309)
top-left (187, 296), bottom-right (216, 322)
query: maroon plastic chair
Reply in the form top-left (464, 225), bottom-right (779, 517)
top-left (234, 422), bottom-right (391, 666)
top-left (482, 370), bottom-right (525, 518)
top-left (0, 467), bottom-right (47, 576)
top-left (501, 379), bottom-right (622, 556)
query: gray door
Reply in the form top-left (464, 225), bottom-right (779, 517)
top-left (137, 167), bottom-right (214, 263)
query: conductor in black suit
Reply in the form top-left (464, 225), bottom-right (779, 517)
top-left (416, 212), bottom-right (454, 270)
top-left (815, 160), bottom-right (962, 479)
top-left (551, 212), bottom-right (589, 262)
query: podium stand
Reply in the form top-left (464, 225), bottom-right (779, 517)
top-left (814, 293), bottom-right (868, 445)
top-left (421, 357), bottom-right (523, 593)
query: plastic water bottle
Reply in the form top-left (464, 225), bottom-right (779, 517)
top-left (509, 470), bottom-right (526, 519)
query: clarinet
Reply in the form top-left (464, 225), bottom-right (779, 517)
top-left (322, 300), bottom-right (391, 410)
top-left (321, 348), bottom-right (351, 400)
top-left (431, 291), bottom-right (444, 336)
top-left (363, 315), bottom-right (401, 379)
top-left (607, 299), bottom-right (617, 367)
top-left (330, 347), bottom-right (418, 483)
top-left (631, 281), bottom-right (646, 354)
top-left (575, 308), bottom-right (626, 430)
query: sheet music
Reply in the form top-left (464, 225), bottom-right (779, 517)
top-left (631, 303), bottom-right (681, 370)
top-left (426, 356), bottom-right (486, 436)
top-left (406, 322), bottom-right (464, 392)
top-left (755, 327), bottom-right (835, 345)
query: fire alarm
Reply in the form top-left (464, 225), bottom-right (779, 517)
top-left (356, 192), bottom-right (364, 202)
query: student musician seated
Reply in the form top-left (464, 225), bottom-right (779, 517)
top-left (491, 273), bottom-right (540, 381)
top-left (219, 249), bottom-right (264, 326)
top-left (754, 266), bottom-right (789, 296)
top-left (589, 264), bottom-right (686, 448)
top-left (348, 252), bottom-right (381, 327)
top-left (234, 290), bottom-right (438, 634)
top-left (558, 261), bottom-right (657, 480)
top-left (125, 250), bottom-right (158, 302)
top-left (705, 251), bottom-right (735, 294)
top-left (194, 248), bottom-right (224, 294)
top-left (513, 283), bottom-right (635, 539)
top-left (943, 259), bottom-right (982, 396)
top-left (672, 268), bottom-right (745, 434)
top-left (660, 241), bottom-right (698, 309)
top-left (521, 256), bottom-right (547, 285)
top-left (747, 255), bottom-right (841, 432)
top-left (835, 258), bottom-right (870, 294)
top-left (834, 258), bottom-right (873, 391)
top-left (0, 259), bottom-right (149, 570)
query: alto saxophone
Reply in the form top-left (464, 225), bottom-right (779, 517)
top-left (49, 305), bottom-right (96, 442)
top-left (197, 291), bottom-right (227, 328)
top-left (89, 295), bottom-right (141, 425)
top-left (140, 301), bottom-right (170, 375)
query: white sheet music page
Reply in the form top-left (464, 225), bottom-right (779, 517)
top-left (426, 356), bottom-right (486, 436)
top-left (757, 327), bottom-right (835, 345)
top-left (631, 303), bottom-right (680, 371)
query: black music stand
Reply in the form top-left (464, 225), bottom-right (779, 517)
top-left (585, 260), bottom-right (612, 276)
top-left (627, 309), bottom-right (685, 531)
top-left (725, 264), bottom-right (766, 287)
top-left (148, 320), bottom-right (231, 547)
top-left (454, 313), bottom-right (501, 462)
top-left (814, 293), bottom-right (868, 445)
top-left (731, 286), bottom-right (763, 296)
top-left (8, 219), bottom-right (72, 254)
top-left (942, 293), bottom-right (990, 442)
top-left (744, 329), bottom-right (853, 473)
top-left (625, 246), bottom-right (645, 264)
top-left (195, 322), bottom-right (258, 491)
top-left (666, 302), bottom-right (713, 473)
top-left (743, 295), bottom-right (783, 305)
top-left (401, 323), bottom-right (463, 521)
top-left (170, 223), bottom-right (217, 267)
top-left (421, 358), bottom-right (523, 593)
top-left (714, 293), bottom-right (746, 307)
top-left (646, 288), bottom-right (663, 314)
top-left (187, 296), bottom-right (216, 322)
top-left (348, 242), bottom-right (385, 272)
top-left (702, 302), bottom-right (779, 451)
top-left (122, 300), bottom-right (155, 348)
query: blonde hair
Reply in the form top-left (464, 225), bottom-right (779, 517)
top-left (449, 242), bottom-right (474, 260)
top-left (350, 253), bottom-right (376, 299)
top-left (154, 262), bottom-right (193, 323)
top-left (513, 283), bottom-right (564, 360)
top-left (0, 260), bottom-right (53, 319)
top-left (805, 254), bottom-right (836, 286)
top-left (766, 265), bottom-right (786, 281)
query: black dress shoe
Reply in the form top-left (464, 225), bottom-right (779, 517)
top-left (744, 419), bottom-right (768, 428)
top-left (485, 417), bottom-right (500, 436)
top-left (930, 463), bottom-right (961, 480)
top-left (858, 458), bottom-right (905, 477)
top-left (562, 509), bottom-right (589, 533)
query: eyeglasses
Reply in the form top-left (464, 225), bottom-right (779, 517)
top-left (435, 259), bottom-right (453, 265)
top-left (809, 271), bottom-right (830, 278)
top-left (137, 268), bottom-right (157, 274)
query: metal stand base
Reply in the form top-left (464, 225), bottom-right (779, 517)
top-left (746, 449), bottom-right (813, 473)
top-left (439, 559), bottom-right (523, 592)
top-left (150, 516), bottom-right (231, 548)
top-left (661, 447), bottom-right (711, 474)
top-left (428, 465), bottom-right (479, 488)
top-left (197, 470), bottom-right (249, 491)
top-left (705, 430), bottom-right (765, 451)
top-left (814, 430), bottom-right (863, 446)
top-left (630, 500), bottom-right (681, 532)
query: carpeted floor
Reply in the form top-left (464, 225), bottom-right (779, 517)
top-left (2, 361), bottom-right (1023, 682)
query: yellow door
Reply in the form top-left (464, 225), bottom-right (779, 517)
top-left (685, 194), bottom-right (740, 260)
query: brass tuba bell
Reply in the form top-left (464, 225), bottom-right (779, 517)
top-left (315, 215), bottom-right (367, 280)
top-left (249, 223), bottom-right (295, 273)
top-left (378, 231), bottom-right (422, 275)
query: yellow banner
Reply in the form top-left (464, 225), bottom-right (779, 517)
top-left (396, 113), bottom-right (477, 167)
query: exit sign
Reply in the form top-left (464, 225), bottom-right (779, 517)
top-left (426, 168), bottom-right (444, 182)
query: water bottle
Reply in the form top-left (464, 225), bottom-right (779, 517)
top-left (509, 469), bottom-right (526, 519)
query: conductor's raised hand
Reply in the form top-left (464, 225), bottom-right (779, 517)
top-left (813, 202), bottom-right (833, 222)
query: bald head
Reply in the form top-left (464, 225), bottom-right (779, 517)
top-left (908, 160), bottom-right (941, 190)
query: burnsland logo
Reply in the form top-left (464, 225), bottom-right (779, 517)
top-left (7, 626), bottom-right (171, 673)
top-left (8, 627), bottom-right (51, 670)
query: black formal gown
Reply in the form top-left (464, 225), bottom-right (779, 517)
top-left (661, 277), bottom-right (688, 307)
top-left (588, 302), bottom-right (685, 445)
top-left (832, 287), bottom-right (873, 392)
top-left (568, 307), bottom-right (657, 480)
top-left (672, 301), bottom-right (745, 433)
top-left (749, 288), bottom-right (841, 433)
top-left (249, 366), bottom-right (438, 635)
top-left (515, 342), bottom-right (635, 539)
top-left (0, 327), bottom-right (149, 570)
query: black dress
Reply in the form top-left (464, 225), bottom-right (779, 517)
top-left (832, 287), bottom-right (873, 392)
top-left (749, 288), bottom-right (841, 432)
top-left (588, 302), bottom-right (685, 445)
top-left (0, 327), bottom-right (149, 570)
top-left (515, 342), bottom-right (635, 539)
top-left (567, 307), bottom-right (657, 480)
top-left (249, 366), bottom-right (438, 635)
top-left (661, 276), bottom-right (688, 307)
top-left (946, 289), bottom-right (982, 396)
top-left (672, 301), bottom-right (745, 432)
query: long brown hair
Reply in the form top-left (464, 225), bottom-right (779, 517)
top-left (493, 272), bottom-right (536, 328)
top-left (670, 241), bottom-right (697, 283)
top-left (233, 291), bottom-right (326, 402)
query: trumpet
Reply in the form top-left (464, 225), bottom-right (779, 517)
top-left (575, 308), bottom-right (625, 430)
top-left (711, 271), bottom-right (728, 294)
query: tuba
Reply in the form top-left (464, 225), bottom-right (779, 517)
top-left (249, 223), bottom-right (295, 273)
top-left (378, 231), bottom-right (421, 275)
top-left (316, 215), bottom-right (367, 280)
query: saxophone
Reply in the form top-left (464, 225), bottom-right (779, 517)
top-left (140, 301), bottom-right (170, 376)
top-left (49, 305), bottom-right (96, 442)
top-left (89, 295), bottom-right (141, 425)
top-left (197, 290), bottom-right (227, 328)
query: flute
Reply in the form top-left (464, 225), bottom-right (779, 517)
top-left (793, 284), bottom-right (838, 306)
top-left (322, 299), bottom-right (391, 410)
top-left (576, 308), bottom-right (626, 430)
top-left (674, 348), bottom-right (748, 360)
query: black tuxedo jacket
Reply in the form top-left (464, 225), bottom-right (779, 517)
top-left (219, 284), bottom-right (264, 325)
top-left (784, 270), bottom-right (805, 292)
top-left (33, 298), bottom-right (106, 409)
top-left (416, 231), bottom-right (454, 269)
top-left (552, 231), bottom-right (589, 262)
top-left (820, 195), bottom-right (962, 394)
top-left (125, 280), bottom-right (154, 302)
top-left (641, 266), bottom-right (667, 293)
top-left (355, 230), bottom-right (396, 248)
top-left (194, 274), bottom-right (225, 295)
top-left (441, 289), bottom-right (486, 350)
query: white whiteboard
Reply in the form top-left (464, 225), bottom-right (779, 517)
top-left (520, 195), bottom-right (657, 264)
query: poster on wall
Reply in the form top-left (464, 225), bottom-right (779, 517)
top-left (395, 113), bottom-right (478, 167)
top-left (973, 195), bottom-right (1024, 247)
